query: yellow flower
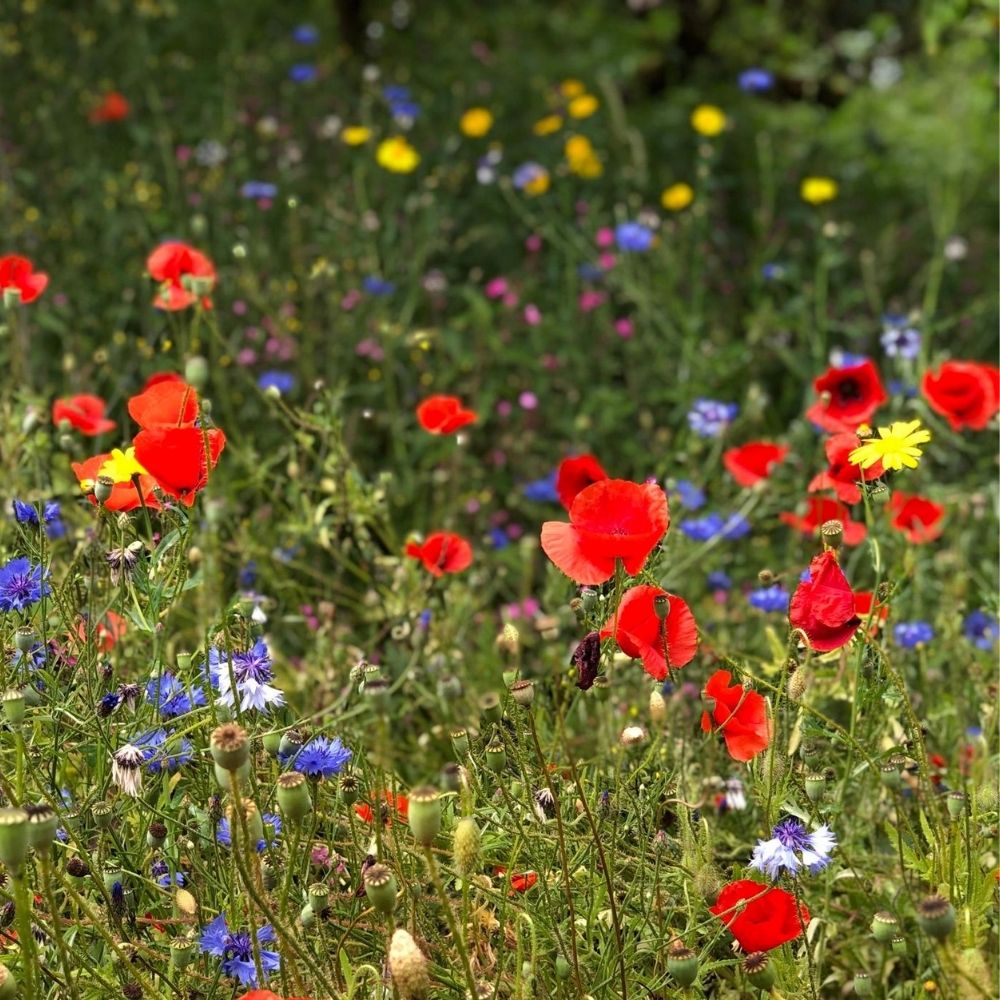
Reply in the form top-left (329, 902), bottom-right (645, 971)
top-left (849, 419), bottom-right (931, 472)
top-left (459, 107), bottom-right (493, 138)
top-left (376, 136), bottom-right (420, 174)
top-left (800, 176), bottom-right (838, 205)
top-left (568, 94), bottom-right (599, 119)
top-left (564, 135), bottom-right (603, 177)
top-left (523, 169), bottom-right (550, 196)
top-left (559, 78), bottom-right (586, 98)
top-left (99, 448), bottom-right (148, 483)
top-left (341, 125), bottom-right (372, 146)
top-left (690, 104), bottom-right (726, 137)
top-left (661, 182), bottom-right (694, 211)
top-left (533, 114), bottom-right (563, 136)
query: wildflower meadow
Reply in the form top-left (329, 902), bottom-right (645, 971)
top-left (0, 2), bottom-right (998, 998)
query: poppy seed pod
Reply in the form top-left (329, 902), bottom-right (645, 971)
top-left (653, 594), bottom-right (670, 621)
top-left (14, 627), bottom-right (35, 654)
top-left (363, 863), bottom-right (398, 916)
top-left (821, 518), bottom-right (844, 550)
top-left (853, 972), bottom-right (873, 996)
top-left (451, 729), bottom-right (470, 757)
top-left (580, 588), bottom-right (598, 612)
top-left (261, 730), bottom-right (283, 757)
top-left (339, 774), bottom-right (359, 806)
top-left (891, 935), bottom-right (907, 955)
top-left (2, 690), bottom-right (25, 727)
top-left (453, 816), bottom-right (481, 876)
top-left (25, 804), bottom-right (58, 853)
top-left (871, 911), bottom-right (899, 943)
top-left (213, 760), bottom-right (251, 792)
top-left (805, 772), bottom-right (826, 802)
top-left (485, 741), bottom-right (507, 774)
top-left (916, 895), bottom-right (956, 940)
top-left (666, 940), bottom-right (698, 987)
top-left (946, 791), bottom-right (966, 820)
top-left (170, 937), bottom-right (196, 970)
top-left (278, 729), bottom-right (305, 760)
top-left (0, 809), bottom-right (29, 875)
top-left (94, 475), bottom-right (115, 503)
top-left (879, 763), bottom-right (902, 789)
top-left (510, 679), bottom-right (535, 707)
top-left (408, 787), bottom-right (441, 846)
top-left (210, 723), bottom-right (250, 770)
top-left (261, 859), bottom-right (279, 891)
top-left (479, 692), bottom-right (502, 724)
top-left (389, 928), bottom-right (430, 999)
top-left (743, 951), bottom-right (775, 989)
top-left (276, 771), bottom-right (313, 825)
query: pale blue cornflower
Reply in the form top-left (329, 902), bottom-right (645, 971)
top-left (750, 817), bottom-right (836, 879)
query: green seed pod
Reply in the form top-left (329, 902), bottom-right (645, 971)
top-left (871, 911), bottom-right (898, 943)
top-left (2, 690), bottom-right (25, 727)
top-left (26, 804), bottom-right (59, 854)
top-left (0, 809), bottom-right (29, 875)
top-left (261, 859), bottom-right (279, 892)
top-left (890, 935), bottom-right (907, 955)
top-left (184, 355), bottom-right (209, 390)
top-left (666, 940), bottom-right (698, 987)
top-left (554, 955), bottom-right (571, 980)
top-left (94, 476), bottom-right (114, 504)
top-left (693, 865), bottom-right (722, 905)
top-left (262, 730), bottom-right (283, 757)
top-left (146, 821), bottom-right (167, 849)
top-left (213, 760), bottom-right (251, 792)
top-left (276, 771), bottom-right (313, 825)
top-left (278, 730), bottom-right (305, 761)
top-left (363, 863), bottom-right (398, 916)
top-left (946, 791), bottom-right (966, 821)
top-left (485, 741), bottom-right (507, 774)
top-left (853, 973), bottom-right (873, 996)
top-left (0, 963), bottom-right (16, 999)
top-left (103, 865), bottom-right (124, 895)
top-left (479, 693), bottom-right (502, 724)
top-left (510, 679), bottom-right (535, 707)
top-left (440, 762), bottom-right (463, 793)
top-left (242, 803), bottom-right (264, 847)
top-left (436, 674), bottom-right (463, 701)
top-left (169, 937), bottom-right (196, 971)
top-left (210, 723), bottom-right (250, 770)
top-left (743, 951), bottom-right (775, 989)
top-left (339, 774), bottom-right (359, 806)
top-left (299, 903), bottom-right (315, 928)
top-left (879, 763), bottom-right (902, 789)
top-left (14, 627), bottom-right (35, 654)
top-left (805, 772), bottom-right (827, 802)
top-left (408, 787), bottom-right (441, 846)
top-left (580, 588), bottom-right (598, 612)
top-left (916, 895), bottom-right (956, 940)
top-left (453, 817), bottom-right (481, 876)
top-left (451, 729), bottom-right (470, 757)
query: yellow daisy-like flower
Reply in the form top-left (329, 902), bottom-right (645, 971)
top-left (533, 114), bottom-right (563, 136)
top-left (564, 135), bottom-right (603, 177)
top-left (800, 176), bottom-right (838, 205)
top-left (559, 78), bottom-right (586, 98)
top-left (568, 94), bottom-right (599, 119)
top-left (522, 169), bottom-right (551, 197)
top-left (376, 136), bottom-right (420, 173)
top-left (459, 107), bottom-right (493, 138)
top-left (98, 447), bottom-right (148, 483)
top-left (661, 182), bottom-right (694, 211)
top-left (849, 419), bottom-right (931, 472)
top-left (341, 125), bottom-right (372, 146)
top-left (690, 104), bottom-right (726, 137)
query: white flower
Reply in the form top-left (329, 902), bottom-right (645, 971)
top-left (111, 745), bottom-right (145, 797)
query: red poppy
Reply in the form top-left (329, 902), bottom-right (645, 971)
top-left (146, 242), bottom-right (216, 311)
top-left (789, 550), bottom-right (860, 652)
top-left (723, 442), bottom-right (789, 487)
top-left (133, 426), bottom-right (226, 505)
top-left (415, 395), bottom-right (477, 435)
top-left (921, 360), bottom-right (1000, 431)
top-left (854, 591), bottom-right (888, 634)
top-left (237, 992), bottom-right (314, 1000)
top-left (780, 497), bottom-right (866, 546)
top-left (555, 454), bottom-right (608, 509)
top-left (143, 370), bottom-right (187, 390)
top-left (52, 395), bottom-right (116, 436)
top-left (73, 610), bottom-right (127, 653)
top-left (354, 792), bottom-right (409, 825)
top-left (888, 492), bottom-right (945, 544)
top-left (71, 453), bottom-right (162, 513)
top-left (807, 432), bottom-right (882, 504)
top-left (805, 360), bottom-right (887, 433)
top-left (598, 585), bottom-right (698, 680)
top-left (493, 866), bottom-right (538, 894)
top-left (128, 379), bottom-right (199, 429)
top-left (89, 91), bottom-right (130, 123)
top-left (700, 670), bottom-right (771, 762)
top-left (709, 880), bottom-right (809, 953)
top-left (0, 255), bottom-right (48, 304)
top-left (405, 532), bottom-right (473, 576)
top-left (540, 479), bottom-right (669, 585)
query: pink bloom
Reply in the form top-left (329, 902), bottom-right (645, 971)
top-left (519, 391), bottom-right (538, 410)
top-left (615, 318), bottom-right (634, 338)
top-left (599, 252), bottom-right (617, 270)
top-left (524, 304), bottom-right (542, 325)
top-left (502, 291), bottom-right (519, 308)
top-left (485, 277), bottom-right (508, 299)
top-left (595, 227), bottom-right (614, 248)
top-left (579, 290), bottom-right (606, 312)
top-left (525, 234), bottom-right (542, 253)
top-left (340, 290), bottom-right (362, 310)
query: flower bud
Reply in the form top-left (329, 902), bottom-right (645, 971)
top-left (485, 741), bottom-right (507, 774)
top-left (805, 772), bottom-right (826, 802)
top-left (0, 809), bottom-right (30, 875)
top-left (299, 903), bottom-right (315, 927)
top-left (276, 771), bottom-right (313, 825)
top-left (916, 895), bottom-right (955, 940)
top-left (451, 729), bottom-right (470, 757)
top-left (408, 787), bottom-right (441, 846)
top-left (649, 689), bottom-right (667, 726)
top-left (2, 690), bottom-right (25, 727)
top-left (170, 937), bottom-right (197, 970)
top-left (853, 972), bottom-right (873, 996)
top-left (363, 863), bottom-right (398, 915)
top-left (555, 955), bottom-right (571, 980)
top-left (210, 723), bottom-right (250, 770)
top-left (25, 804), bottom-right (58, 854)
top-left (389, 928), bottom-right (430, 999)
top-left (788, 668), bottom-right (808, 702)
top-left (666, 940), bottom-right (698, 987)
top-left (743, 951), bottom-right (775, 989)
top-left (184, 355), bottom-right (209, 390)
top-left (510, 679), bottom-right (535, 707)
top-left (693, 865), bottom-right (721, 904)
top-left (946, 791), bottom-right (966, 820)
top-left (871, 911), bottom-right (898, 943)
top-left (453, 817), bottom-right (481, 876)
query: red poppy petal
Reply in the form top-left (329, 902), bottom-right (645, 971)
top-left (540, 522), bottom-right (617, 584)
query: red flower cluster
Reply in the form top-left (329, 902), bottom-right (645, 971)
top-left (147, 241), bottom-right (216, 311)
top-left (89, 91), bottom-right (130, 123)
top-left (52, 395), bottom-right (116, 436)
top-left (888, 492), bottom-right (945, 544)
top-left (807, 432), bottom-right (882, 504)
top-left (354, 792), bottom-right (409, 825)
top-left (805, 360), bottom-right (887, 432)
top-left (405, 532), bottom-right (473, 576)
top-left (555, 453), bottom-right (607, 509)
top-left (710, 880), bottom-right (809, 952)
top-left (599, 585), bottom-right (698, 680)
top-left (780, 497), bottom-right (866, 546)
top-left (415, 394), bottom-right (477, 434)
top-left (541, 479), bottom-right (669, 584)
top-left (789, 550), bottom-right (860, 652)
top-left (723, 441), bottom-right (788, 487)
top-left (922, 360), bottom-right (999, 431)
top-left (700, 670), bottom-right (770, 762)
top-left (493, 866), bottom-right (538, 894)
top-left (0, 254), bottom-right (48, 304)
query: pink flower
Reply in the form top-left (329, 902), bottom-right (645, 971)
top-left (595, 227), bottom-right (614, 248)
top-left (519, 391), bottom-right (538, 410)
top-left (615, 318), bottom-right (634, 338)
top-left (340, 290), bottom-right (362, 310)
top-left (599, 252), bottom-right (617, 270)
top-left (579, 290), bottom-right (606, 312)
top-left (502, 291), bottom-right (519, 308)
top-left (524, 304), bottom-right (542, 325)
top-left (525, 234), bottom-right (542, 253)
top-left (485, 277), bottom-right (508, 299)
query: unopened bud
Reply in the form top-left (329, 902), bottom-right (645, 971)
top-left (408, 787), bottom-right (441, 846)
top-left (388, 928), bottom-right (430, 999)
top-left (453, 817), bottom-right (481, 876)
top-left (649, 689), bottom-right (667, 726)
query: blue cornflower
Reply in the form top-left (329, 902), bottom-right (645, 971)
top-left (0, 557), bottom-right (50, 612)
top-left (720, 513), bottom-right (751, 540)
top-left (133, 729), bottom-right (193, 773)
top-left (291, 23), bottom-right (319, 44)
top-left (12, 500), bottom-right (65, 539)
top-left (239, 561), bottom-right (258, 590)
top-left (288, 63), bottom-right (317, 83)
top-left (749, 585), bottom-right (790, 613)
top-left (291, 736), bottom-right (352, 779)
top-left (200, 913), bottom-right (280, 987)
top-left (680, 513), bottom-right (724, 542)
top-left (761, 262), bottom-right (786, 281)
top-left (389, 99), bottom-right (421, 121)
top-left (146, 673), bottom-right (206, 718)
top-left (673, 480), bottom-right (706, 510)
top-left (97, 692), bottom-right (121, 718)
top-left (512, 162), bottom-right (547, 191)
top-left (894, 621), bottom-right (934, 648)
top-left (750, 817), bottom-right (836, 878)
top-left (258, 371), bottom-right (296, 395)
top-left (12, 640), bottom-right (48, 671)
top-left (707, 570), bottom-right (732, 591)
top-left (240, 181), bottom-right (278, 200)
top-left (577, 262), bottom-right (605, 282)
top-left (738, 67), bottom-right (775, 93)
top-left (963, 610), bottom-right (999, 650)
top-left (362, 275), bottom-right (396, 296)
top-left (880, 319), bottom-right (921, 360)
top-left (489, 527), bottom-right (510, 550)
top-left (523, 470), bottom-right (560, 503)
top-left (830, 349), bottom-right (869, 369)
top-left (216, 813), bottom-right (282, 853)
top-left (418, 608), bottom-right (432, 629)
top-left (687, 399), bottom-right (739, 438)
top-left (382, 85), bottom-right (411, 102)
top-left (207, 639), bottom-right (284, 713)
top-left (614, 222), bottom-right (654, 253)
top-left (151, 859), bottom-right (185, 888)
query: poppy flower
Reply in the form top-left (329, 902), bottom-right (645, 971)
top-left (128, 379), bottom-right (199, 429)
top-left (143, 371), bottom-right (186, 390)
top-left (888, 492), bottom-right (945, 544)
top-left (415, 395), bottom-right (477, 435)
top-left (540, 479), bottom-right (669, 585)
top-left (0, 255), bottom-right (48, 304)
top-left (807, 432), bottom-right (882, 504)
top-left (700, 670), bottom-right (770, 762)
top-left (854, 591), bottom-right (888, 634)
top-left (236, 991), bottom-right (314, 1000)
top-left (89, 91), bottom-right (130, 123)
top-left (405, 532), bottom-right (473, 577)
top-left (599, 585), bottom-right (698, 680)
top-left (555, 454), bottom-right (608, 509)
top-left (146, 242), bottom-right (216, 311)
top-left (72, 450), bottom-right (162, 512)
top-left (921, 361), bottom-right (1000, 431)
top-left (805, 360), bottom-right (887, 433)
top-left (133, 427), bottom-right (226, 505)
top-left (788, 550), bottom-right (860, 653)
top-left (780, 497), bottom-right (866, 546)
top-left (354, 792), bottom-right (409, 825)
top-left (73, 610), bottom-right (127, 653)
top-left (570, 631), bottom-right (601, 690)
top-left (52, 395), bottom-right (116, 436)
top-left (493, 866), bottom-right (538, 894)
top-left (723, 442), bottom-right (789, 487)
top-left (709, 880), bottom-right (809, 952)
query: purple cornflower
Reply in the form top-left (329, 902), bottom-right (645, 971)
top-left (750, 817), bottom-right (836, 878)
top-left (738, 68), bottom-right (775, 93)
top-left (894, 621), bottom-right (934, 648)
top-left (673, 479), bottom-right (706, 510)
top-left (679, 513), bottom-right (724, 542)
top-left (240, 181), bottom-right (278, 200)
top-left (291, 23), bottom-right (319, 44)
top-left (207, 639), bottom-right (284, 713)
top-left (151, 859), bottom-right (185, 888)
top-left (133, 729), bottom-right (193, 773)
top-left (749, 585), bottom-right (790, 613)
top-left (614, 222), bottom-right (654, 253)
top-left (12, 500), bottom-right (65, 539)
top-left (291, 736), bottom-right (352, 779)
top-left (881, 317), bottom-right (921, 359)
top-left (0, 557), bottom-right (50, 612)
top-left (362, 275), bottom-right (396, 296)
top-left (216, 812), bottom-right (282, 853)
top-left (963, 610), bottom-right (999, 650)
top-left (258, 371), bottom-right (295, 395)
top-left (146, 673), bottom-right (206, 718)
top-left (199, 913), bottom-right (280, 986)
top-left (288, 63), bottom-right (317, 83)
top-left (687, 399), bottom-right (739, 438)
top-left (720, 513), bottom-right (751, 540)
top-left (706, 570), bottom-right (732, 591)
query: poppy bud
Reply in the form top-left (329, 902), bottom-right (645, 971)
top-left (580, 588), bottom-right (598, 612)
top-left (649, 688), bottom-right (667, 726)
top-left (25, 804), bottom-right (57, 854)
top-left (946, 791), bottom-right (966, 820)
top-left (821, 519), bottom-right (844, 550)
top-left (871, 911), bottom-right (898, 943)
top-left (276, 771), bottom-right (313, 825)
top-left (14, 627), bottom-right (35, 654)
top-left (916, 895), bottom-right (955, 940)
top-left (2, 690), bottom-right (25, 727)
top-left (437, 674), bottom-right (463, 701)
top-left (569, 597), bottom-right (585, 621)
top-left (743, 951), bottom-right (775, 989)
top-left (210, 723), bottom-right (250, 770)
top-left (619, 725), bottom-right (647, 749)
top-left (0, 965), bottom-right (16, 999)
top-left (788, 668), bottom-right (808, 702)
top-left (340, 774), bottom-right (359, 806)
top-left (408, 787), bottom-right (441, 846)
top-left (94, 475), bottom-right (114, 504)
top-left (453, 816), bottom-right (481, 876)
top-left (853, 973), bottom-right (873, 996)
top-left (666, 940), bottom-right (698, 987)
top-left (479, 692), bottom-right (502, 724)
top-left (653, 594), bottom-right (670, 621)
top-left (555, 955), bottom-right (571, 980)
top-left (496, 623), bottom-right (520, 655)
top-left (388, 928), bottom-right (430, 999)
top-left (147, 820), bottom-right (167, 849)
top-left (510, 679), bottom-right (535, 707)
top-left (184, 355), bottom-right (209, 389)
top-left (300, 902), bottom-right (315, 927)
top-left (693, 865), bottom-right (721, 904)
top-left (485, 741), bottom-right (507, 774)
top-left (451, 729), bottom-right (470, 757)
top-left (758, 568), bottom-right (775, 585)
top-left (804, 772), bottom-right (826, 802)
top-left (364, 863), bottom-right (398, 915)
top-left (170, 937), bottom-right (196, 970)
